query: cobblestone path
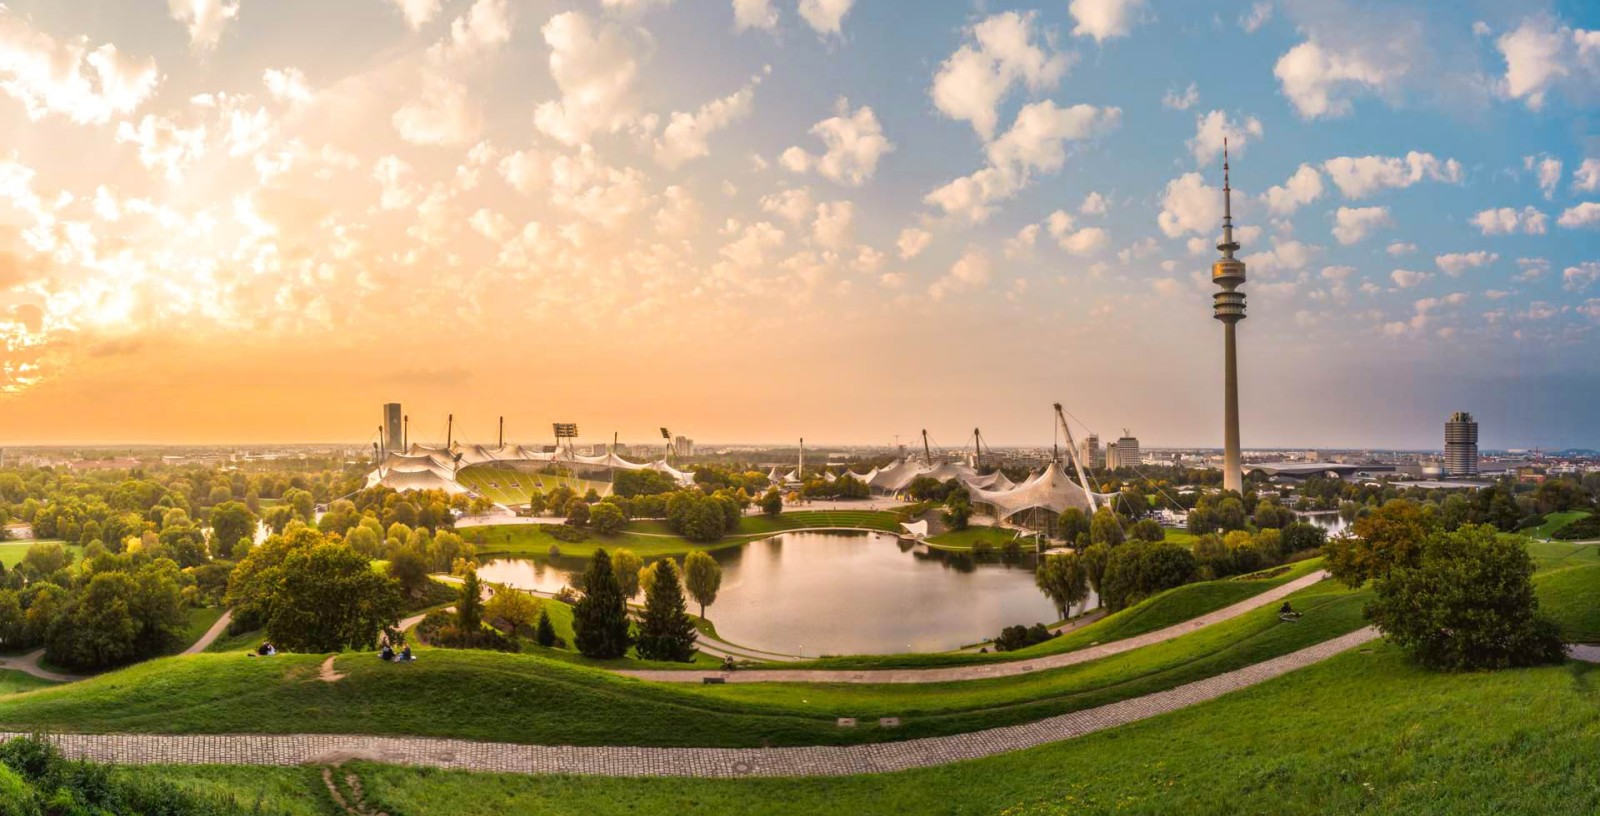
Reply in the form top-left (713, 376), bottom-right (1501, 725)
top-left (1, 627), bottom-right (1379, 778)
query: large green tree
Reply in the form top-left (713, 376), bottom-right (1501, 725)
top-left (264, 543), bottom-right (403, 652)
top-left (45, 562), bottom-right (186, 671)
top-left (208, 501), bottom-right (257, 559)
top-left (611, 549), bottom-right (643, 599)
top-left (1366, 524), bottom-right (1564, 670)
top-left (457, 570), bottom-right (484, 634)
top-left (572, 549), bottom-right (632, 659)
top-left (1035, 553), bottom-right (1089, 619)
top-left (683, 550), bottom-right (722, 618)
top-left (1325, 499), bottom-right (1436, 587)
top-left (635, 558), bottom-right (697, 662)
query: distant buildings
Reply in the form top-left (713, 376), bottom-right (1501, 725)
top-left (674, 435), bottom-right (695, 457)
top-left (1077, 434), bottom-right (1103, 470)
top-left (384, 403), bottom-right (403, 451)
top-left (1105, 432), bottom-right (1141, 470)
top-left (1445, 412), bottom-right (1479, 476)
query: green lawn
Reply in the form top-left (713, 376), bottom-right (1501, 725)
top-left (455, 465), bottom-right (612, 506)
top-left (923, 525), bottom-right (1022, 550)
top-left (1535, 562), bottom-right (1600, 642)
top-left (1528, 510), bottom-right (1593, 540)
top-left (1525, 538), bottom-right (1600, 571)
top-left (0, 540), bottom-right (81, 569)
top-left (167, 606), bottom-right (226, 655)
top-left (0, 669), bottom-right (57, 696)
top-left (136, 641), bottom-right (1600, 815)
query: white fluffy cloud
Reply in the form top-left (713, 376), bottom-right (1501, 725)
top-left (1471, 206), bottom-right (1549, 235)
top-left (1390, 268), bottom-right (1429, 289)
top-left (759, 187), bottom-right (815, 225)
top-left (0, 12), bottom-right (161, 124)
top-left (1162, 82), bottom-right (1198, 110)
top-left (1435, 251), bottom-right (1498, 276)
top-left (1575, 158), bottom-right (1600, 192)
top-left (655, 79), bottom-right (758, 168)
top-left (1321, 153), bottom-right (1463, 198)
top-left (798, 0), bottom-right (854, 37)
top-left (780, 99), bottom-right (893, 187)
top-left (1068, 0), bottom-right (1148, 43)
top-left (1079, 192), bottom-right (1108, 216)
top-left (1239, 2), bottom-right (1272, 34)
top-left (812, 200), bottom-right (855, 249)
top-left (389, 0), bottom-right (443, 29)
top-left (534, 11), bottom-right (643, 146)
top-left (732, 0), bottom-right (778, 31)
top-left (1262, 164), bottom-right (1323, 215)
top-left (1495, 15), bottom-right (1600, 111)
top-left (929, 248), bottom-right (990, 300)
top-left (930, 11), bottom-right (1071, 141)
top-left (1564, 262), bottom-right (1600, 290)
top-left (1273, 38), bottom-right (1405, 119)
top-left (1525, 154), bottom-right (1563, 199)
top-left (1044, 211), bottom-right (1109, 256)
top-left (393, 0), bottom-right (513, 146)
top-left (1558, 202), bottom-right (1600, 228)
top-left (897, 227), bottom-right (931, 260)
top-left (926, 102), bottom-right (1121, 222)
top-left (167, 0), bottom-right (240, 50)
top-left (1188, 110), bottom-right (1262, 165)
top-left (1332, 206), bottom-right (1391, 244)
top-left (1157, 173), bottom-right (1223, 238)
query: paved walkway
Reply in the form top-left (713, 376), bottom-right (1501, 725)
top-left (0, 650), bottom-right (82, 683)
top-left (0, 627), bottom-right (1381, 778)
top-left (182, 610), bottom-right (234, 655)
top-left (620, 570), bottom-right (1330, 684)
top-left (1570, 644), bottom-right (1600, 664)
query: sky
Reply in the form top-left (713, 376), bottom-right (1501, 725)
top-left (0, 0), bottom-right (1597, 451)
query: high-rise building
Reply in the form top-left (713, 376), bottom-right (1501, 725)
top-left (1212, 141), bottom-right (1247, 494)
top-left (1445, 412), bottom-right (1479, 476)
top-left (383, 403), bottom-right (403, 451)
top-left (674, 436), bottom-right (695, 457)
top-left (1077, 434), bottom-right (1103, 470)
top-left (1106, 432), bottom-right (1141, 470)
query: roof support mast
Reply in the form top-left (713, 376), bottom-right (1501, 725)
top-left (922, 429), bottom-right (933, 464)
top-left (1054, 403), bottom-right (1099, 514)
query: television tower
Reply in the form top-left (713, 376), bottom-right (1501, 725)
top-left (1213, 139), bottom-right (1247, 494)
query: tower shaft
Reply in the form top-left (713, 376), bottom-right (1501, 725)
top-left (1212, 139), bottom-right (1246, 494)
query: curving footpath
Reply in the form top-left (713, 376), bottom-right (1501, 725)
top-left (620, 570), bottom-right (1331, 684)
top-left (0, 627), bottom-right (1381, 778)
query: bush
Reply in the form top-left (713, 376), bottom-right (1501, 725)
top-left (0, 735), bottom-right (282, 814)
top-left (993, 622), bottom-right (1057, 652)
top-left (546, 525), bottom-right (588, 543)
top-left (1366, 524), bottom-right (1565, 671)
top-left (414, 609), bottom-right (519, 652)
top-left (1552, 514), bottom-right (1600, 541)
top-left (1100, 540), bottom-right (1198, 612)
top-left (589, 502), bottom-right (626, 535)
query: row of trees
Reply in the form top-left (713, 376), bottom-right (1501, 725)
top-left (570, 549), bottom-right (701, 662)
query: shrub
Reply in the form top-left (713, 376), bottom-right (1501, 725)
top-left (546, 525), bottom-right (588, 543)
top-left (1366, 524), bottom-right (1565, 671)
top-left (589, 503), bottom-right (626, 536)
top-left (415, 610), bottom-right (519, 652)
top-left (993, 622), bottom-right (1056, 652)
top-left (1552, 514), bottom-right (1600, 541)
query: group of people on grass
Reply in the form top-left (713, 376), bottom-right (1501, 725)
top-left (379, 633), bottom-right (414, 663)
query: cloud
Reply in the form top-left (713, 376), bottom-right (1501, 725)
top-left (0, 12), bottom-right (161, 124)
top-left (1563, 261), bottom-right (1600, 290)
top-left (1435, 251), bottom-right (1497, 276)
top-left (1332, 206), bottom-right (1391, 244)
top-left (798, 0), bottom-right (854, 37)
top-left (602, 0), bottom-right (675, 13)
top-left (1390, 268), bottom-right (1429, 288)
top-left (1556, 202), bottom-right (1600, 228)
top-left (779, 98), bottom-right (893, 187)
top-left (1261, 164), bottom-right (1323, 215)
top-left (655, 78), bottom-right (758, 168)
top-left (1524, 154), bottom-right (1563, 199)
top-left (759, 187), bottom-right (815, 224)
top-left (533, 11), bottom-right (645, 146)
top-left (115, 114), bottom-right (208, 182)
top-left (393, 0), bottom-right (513, 146)
top-left (1321, 153), bottom-right (1462, 198)
top-left (262, 67), bottom-right (311, 105)
top-left (1273, 37), bottom-right (1405, 119)
top-left (1162, 82), bottom-right (1198, 110)
top-left (926, 101), bottom-right (1120, 222)
top-left (1386, 241), bottom-right (1416, 256)
top-left (897, 227), bottom-right (931, 260)
top-left (167, 0), bottom-right (240, 50)
top-left (1157, 173), bottom-right (1223, 238)
top-left (929, 11), bottom-right (1071, 141)
top-left (929, 248), bottom-right (990, 300)
top-left (1239, 2), bottom-right (1272, 34)
top-left (1471, 206), bottom-right (1549, 235)
top-left (1044, 211), bottom-right (1109, 256)
top-left (1079, 191), bottom-right (1108, 216)
top-left (811, 200), bottom-right (854, 250)
top-left (1575, 158), bottom-right (1600, 192)
top-left (388, 0), bottom-right (442, 30)
top-left (1187, 110), bottom-right (1262, 165)
top-left (1243, 237), bottom-right (1320, 274)
top-left (1068, 0), bottom-right (1148, 43)
top-left (1495, 15), bottom-right (1600, 111)
top-left (733, 0), bottom-right (778, 31)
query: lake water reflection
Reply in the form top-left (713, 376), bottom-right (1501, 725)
top-left (477, 531), bottom-right (1084, 656)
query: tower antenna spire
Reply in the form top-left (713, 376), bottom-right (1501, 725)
top-left (1219, 137), bottom-right (1237, 258)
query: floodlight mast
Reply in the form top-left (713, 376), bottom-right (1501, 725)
top-left (1054, 403), bottom-right (1099, 514)
top-left (403, 415), bottom-right (408, 449)
top-left (922, 429), bottom-right (933, 464)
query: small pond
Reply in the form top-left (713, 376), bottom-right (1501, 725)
top-left (477, 531), bottom-right (1090, 656)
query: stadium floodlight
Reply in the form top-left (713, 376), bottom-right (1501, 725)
top-left (660, 427), bottom-right (671, 439)
top-left (553, 422), bottom-right (578, 440)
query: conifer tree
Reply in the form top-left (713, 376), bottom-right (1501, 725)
top-left (572, 549), bottom-right (631, 658)
top-left (635, 558), bottom-right (697, 662)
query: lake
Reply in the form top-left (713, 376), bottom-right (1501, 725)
top-left (476, 531), bottom-right (1083, 656)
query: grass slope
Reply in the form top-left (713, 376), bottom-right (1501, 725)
top-left (1528, 510), bottom-right (1593, 540)
top-left (136, 642), bottom-right (1600, 815)
top-left (0, 541), bottom-right (81, 569)
top-left (1535, 562), bottom-right (1600, 642)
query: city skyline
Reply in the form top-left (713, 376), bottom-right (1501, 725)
top-left (0, 1), bottom-right (1597, 448)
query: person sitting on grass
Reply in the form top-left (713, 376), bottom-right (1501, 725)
top-left (1279, 601), bottom-right (1302, 622)
top-left (380, 641), bottom-right (394, 661)
top-left (400, 644), bottom-right (413, 662)
top-left (722, 654), bottom-right (736, 672)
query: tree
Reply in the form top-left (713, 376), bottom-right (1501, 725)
top-left (387, 546), bottom-right (433, 598)
top-left (1089, 507), bottom-right (1124, 547)
top-left (590, 502), bottom-right (625, 535)
top-left (571, 549), bottom-right (632, 659)
top-left (265, 543), bottom-right (403, 653)
top-left (526, 490), bottom-right (547, 516)
top-left (1128, 519), bottom-right (1165, 543)
top-left (611, 549), bottom-right (643, 599)
top-left (1100, 540), bottom-right (1198, 612)
top-left (1056, 508), bottom-right (1090, 543)
top-left (635, 558), bottom-right (697, 662)
top-left (18, 543), bottom-right (68, 581)
top-left (535, 608), bottom-right (558, 647)
top-left (1366, 524), bottom-right (1565, 671)
top-left (45, 562), bottom-right (187, 671)
top-left (1325, 499), bottom-right (1436, 587)
top-left (565, 498), bottom-right (591, 528)
top-left (208, 501), bottom-right (257, 558)
top-left (1279, 521), bottom-right (1326, 558)
top-left (457, 570), bottom-right (484, 634)
top-left (683, 550), bottom-right (722, 618)
top-left (485, 590), bottom-right (541, 635)
top-left (942, 491), bottom-right (972, 531)
top-left (760, 487), bottom-right (783, 517)
top-left (1034, 553), bottom-right (1089, 619)
top-left (1080, 543), bottom-right (1110, 596)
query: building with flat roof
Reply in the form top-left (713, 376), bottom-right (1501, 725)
top-left (1445, 412), bottom-right (1478, 476)
top-left (384, 403), bottom-right (403, 452)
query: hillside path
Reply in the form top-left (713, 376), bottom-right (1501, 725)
top-left (182, 610), bottom-right (234, 656)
